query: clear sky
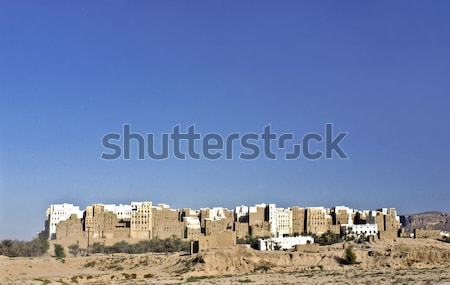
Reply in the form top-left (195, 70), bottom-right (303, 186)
top-left (1, 1), bottom-right (449, 239)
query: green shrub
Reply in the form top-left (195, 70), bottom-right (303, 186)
top-left (109, 241), bottom-right (134, 254)
top-left (90, 242), bottom-right (105, 254)
top-left (315, 231), bottom-right (341, 246)
top-left (54, 244), bottom-right (66, 258)
top-left (343, 246), bottom-right (357, 265)
top-left (254, 262), bottom-right (272, 273)
top-left (68, 244), bottom-right (80, 256)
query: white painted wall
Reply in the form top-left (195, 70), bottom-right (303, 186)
top-left (258, 236), bottom-right (314, 251)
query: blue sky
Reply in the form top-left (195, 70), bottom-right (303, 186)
top-left (1, 1), bottom-right (449, 239)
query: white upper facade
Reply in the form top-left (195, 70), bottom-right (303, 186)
top-left (235, 205), bottom-right (249, 221)
top-left (184, 216), bottom-right (201, 229)
top-left (103, 204), bottom-right (133, 220)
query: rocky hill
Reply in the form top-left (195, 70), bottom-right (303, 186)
top-left (400, 211), bottom-right (450, 232)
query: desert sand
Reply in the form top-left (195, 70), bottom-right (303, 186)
top-left (1, 238), bottom-right (449, 284)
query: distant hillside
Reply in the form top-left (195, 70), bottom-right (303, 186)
top-left (400, 212), bottom-right (450, 232)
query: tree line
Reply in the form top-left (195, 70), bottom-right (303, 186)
top-left (0, 238), bottom-right (49, 257)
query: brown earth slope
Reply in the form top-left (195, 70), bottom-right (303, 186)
top-left (0, 238), bottom-right (449, 284)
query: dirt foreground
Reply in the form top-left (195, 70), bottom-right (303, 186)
top-left (1, 238), bottom-right (449, 284)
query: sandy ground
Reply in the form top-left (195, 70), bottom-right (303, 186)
top-left (1, 238), bottom-right (449, 284)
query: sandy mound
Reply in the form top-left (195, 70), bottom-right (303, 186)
top-left (184, 239), bottom-right (450, 275)
top-left (0, 238), bottom-right (449, 284)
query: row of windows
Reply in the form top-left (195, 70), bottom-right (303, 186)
top-left (353, 230), bottom-right (375, 234)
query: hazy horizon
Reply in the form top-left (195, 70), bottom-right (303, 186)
top-left (1, 1), bottom-right (450, 240)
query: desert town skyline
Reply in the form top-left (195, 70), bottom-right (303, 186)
top-left (42, 200), bottom-right (402, 248)
top-left (2, 194), bottom-right (445, 241)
